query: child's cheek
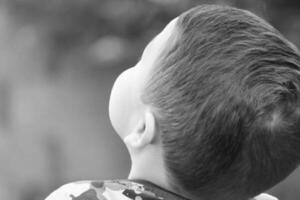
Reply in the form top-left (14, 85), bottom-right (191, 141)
top-left (109, 69), bottom-right (134, 137)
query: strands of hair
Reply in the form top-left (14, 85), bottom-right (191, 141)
top-left (142, 4), bottom-right (300, 200)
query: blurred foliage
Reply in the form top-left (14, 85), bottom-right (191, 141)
top-left (1, 0), bottom-right (299, 76)
top-left (2, 0), bottom-right (300, 72)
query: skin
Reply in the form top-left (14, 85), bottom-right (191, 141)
top-left (109, 16), bottom-right (179, 193)
top-left (108, 17), bottom-right (277, 200)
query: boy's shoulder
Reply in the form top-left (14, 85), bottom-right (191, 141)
top-left (44, 179), bottom-right (278, 200)
top-left (45, 179), bottom-right (169, 200)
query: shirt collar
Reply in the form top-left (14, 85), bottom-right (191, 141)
top-left (129, 179), bottom-right (191, 200)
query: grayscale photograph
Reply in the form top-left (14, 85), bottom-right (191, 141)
top-left (0, 0), bottom-right (299, 200)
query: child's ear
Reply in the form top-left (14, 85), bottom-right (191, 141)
top-left (124, 109), bottom-right (156, 149)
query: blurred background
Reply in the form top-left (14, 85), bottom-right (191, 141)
top-left (0, 0), bottom-right (299, 199)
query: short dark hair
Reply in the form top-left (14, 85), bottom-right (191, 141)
top-left (142, 4), bottom-right (300, 200)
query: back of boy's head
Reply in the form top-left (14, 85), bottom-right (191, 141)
top-left (141, 4), bottom-right (300, 200)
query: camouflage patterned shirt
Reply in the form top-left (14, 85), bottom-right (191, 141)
top-left (45, 179), bottom-right (189, 200)
top-left (45, 179), bottom-right (278, 200)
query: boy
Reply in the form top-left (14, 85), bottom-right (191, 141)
top-left (45, 4), bottom-right (300, 200)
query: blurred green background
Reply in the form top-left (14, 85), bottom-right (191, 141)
top-left (0, 0), bottom-right (299, 200)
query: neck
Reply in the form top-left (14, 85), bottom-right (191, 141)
top-left (127, 145), bottom-right (173, 192)
top-left (127, 146), bottom-right (198, 200)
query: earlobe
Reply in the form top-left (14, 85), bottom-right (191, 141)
top-left (123, 132), bottom-right (142, 149)
top-left (123, 110), bottom-right (156, 149)
top-left (124, 119), bottom-right (145, 148)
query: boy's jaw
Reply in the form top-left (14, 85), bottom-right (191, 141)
top-left (108, 17), bottom-right (179, 192)
top-left (108, 17), bottom-right (178, 140)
